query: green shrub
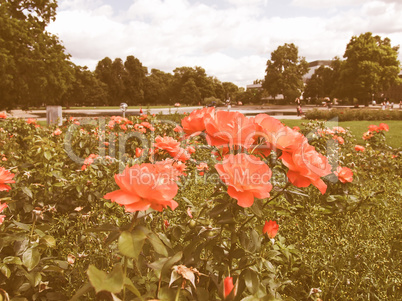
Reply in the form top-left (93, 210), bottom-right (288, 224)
top-left (304, 108), bottom-right (402, 121)
top-left (0, 114), bottom-right (400, 300)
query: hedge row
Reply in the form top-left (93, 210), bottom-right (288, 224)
top-left (304, 108), bottom-right (402, 121)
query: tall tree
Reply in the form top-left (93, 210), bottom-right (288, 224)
top-left (123, 55), bottom-right (146, 105)
top-left (339, 32), bottom-right (401, 105)
top-left (0, 0), bottom-right (73, 108)
top-left (212, 77), bottom-right (225, 101)
top-left (94, 57), bottom-right (114, 105)
top-left (171, 66), bottom-right (218, 104)
top-left (178, 78), bottom-right (201, 105)
top-left (304, 65), bottom-right (336, 100)
top-left (263, 43), bottom-right (309, 102)
top-left (63, 65), bottom-right (108, 107)
top-left (94, 57), bottom-right (126, 105)
top-left (110, 58), bottom-right (126, 105)
top-left (222, 82), bottom-right (239, 101)
top-left (143, 69), bottom-right (173, 105)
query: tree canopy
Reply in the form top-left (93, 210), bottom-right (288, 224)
top-left (339, 32), bottom-right (401, 104)
top-left (0, 0), bottom-right (73, 109)
top-left (304, 65), bottom-right (336, 100)
top-left (263, 43), bottom-right (309, 102)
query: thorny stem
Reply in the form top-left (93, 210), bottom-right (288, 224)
top-left (123, 256), bottom-right (128, 299)
top-left (128, 211), bottom-right (139, 232)
top-left (123, 212), bottom-right (139, 299)
top-left (238, 182), bottom-right (291, 231)
top-left (29, 219), bottom-right (36, 242)
top-left (262, 182), bottom-right (291, 209)
top-left (174, 285), bottom-right (181, 301)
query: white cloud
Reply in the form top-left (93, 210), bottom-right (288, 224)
top-left (224, 0), bottom-right (265, 6)
top-left (48, 0), bottom-right (402, 87)
top-left (291, 0), bottom-right (366, 9)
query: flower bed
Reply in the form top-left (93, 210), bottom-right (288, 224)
top-left (0, 110), bottom-right (400, 300)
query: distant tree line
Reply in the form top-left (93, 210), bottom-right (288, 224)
top-left (0, 0), bottom-right (246, 109)
top-left (263, 34), bottom-right (401, 105)
top-left (1, 0), bottom-right (400, 109)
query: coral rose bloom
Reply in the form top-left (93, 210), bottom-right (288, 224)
top-left (379, 123), bottom-right (389, 131)
top-left (205, 111), bottom-right (256, 149)
top-left (0, 202), bottom-right (8, 225)
top-left (0, 167), bottom-right (15, 191)
top-left (224, 277), bottom-right (236, 298)
top-left (272, 126), bottom-right (307, 153)
top-left (253, 114), bottom-right (284, 135)
top-left (154, 136), bottom-right (181, 156)
top-left (250, 114), bottom-right (285, 154)
top-left (332, 126), bottom-right (346, 133)
top-left (0, 112), bottom-right (7, 119)
top-left (334, 166), bottom-right (353, 183)
top-left (181, 107), bottom-right (215, 135)
top-left (215, 153), bottom-right (272, 208)
top-left (362, 131), bottom-right (373, 140)
top-left (104, 164), bottom-right (179, 212)
top-left (263, 220), bottom-right (279, 239)
top-left (53, 128), bottom-right (62, 136)
top-left (368, 124), bottom-right (379, 132)
top-left (354, 145), bottom-right (365, 152)
top-left (280, 143), bottom-right (332, 194)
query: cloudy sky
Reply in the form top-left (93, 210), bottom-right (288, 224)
top-left (47, 0), bottom-right (402, 88)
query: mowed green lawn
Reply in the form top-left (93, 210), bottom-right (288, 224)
top-left (62, 105), bottom-right (178, 110)
top-left (282, 119), bottom-right (402, 149)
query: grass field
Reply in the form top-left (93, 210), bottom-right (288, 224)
top-left (63, 105), bottom-right (179, 110)
top-left (282, 119), bottom-right (402, 149)
top-left (37, 118), bottom-right (401, 148)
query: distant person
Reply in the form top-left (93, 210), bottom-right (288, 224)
top-left (140, 107), bottom-right (143, 114)
top-left (386, 100), bottom-right (390, 109)
top-left (295, 97), bottom-right (301, 106)
top-left (399, 100), bottom-right (402, 109)
top-left (391, 102), bottom-right (394, 110)
top-left (297, 105), bottom-right (303, 116)
top-left (381, 102), bottom-right (385, 110)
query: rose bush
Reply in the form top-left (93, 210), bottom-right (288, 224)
top-left (0, 110), bottom-right (399, 300)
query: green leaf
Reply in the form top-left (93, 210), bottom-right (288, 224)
top-left (161, 251), bottom-right (183, 277)
top-left (0, 263), bottom-right (11, 278)
top-left (118, 230), bottom-right (146, 260)
top-left (25, 270), bottom-right (42, 287)
top-left (147, 232), bottom-right (168, 257)
top-left (265, 250), bottom-right (281, 260)
top-left (22, 247), bottom-right (40, 271)
top-left (195, 288), bottom-right (210, 301)
top-left (44, 151), bottom-right (52, 160)
top-left (40, 235), bottom-right (56, 248)
top-left (241, 296), bottom-right (260, 301)
top-left (249, 229), bottom-right (261, 253)
top-left (124, 278), bottom-right (143, 300)
top-left (87, 264), bottom-right (124, 294)
top-left (158, 286), bottom-right (176, 300)
top-left (21, 186), bottom-right (33, 198)
top-left (250, 199), bottom-right (263, 217)
top-left (244, 269), bottom-right (259, 294)
top-left (69, 282), bottom-right (93, 301)
top-left (3, 256), bottom-right (22, 265)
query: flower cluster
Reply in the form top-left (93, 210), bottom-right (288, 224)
top-left (104, 108), bottom-right (335, 214)
top-left (362, 123), bottom-right (389, 140)
top-left (0, 166), bottom-right (14, 225)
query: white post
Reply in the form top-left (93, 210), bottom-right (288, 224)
top-left (46, 106), bottom-right (62, 126)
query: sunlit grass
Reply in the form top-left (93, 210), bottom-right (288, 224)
top-left (282, 119), bottom-right (402, 149)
